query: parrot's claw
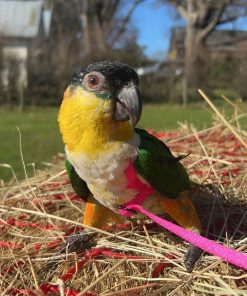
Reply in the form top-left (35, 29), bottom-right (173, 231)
top-left (184, 244), bottom-right (203, 272)
top-left (60, 231), bottom-right (96, 254)
top-left (117, 204), bottom-right (137, 214)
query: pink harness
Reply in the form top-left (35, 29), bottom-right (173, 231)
top-left (119, 163), bottom-right (247, 271)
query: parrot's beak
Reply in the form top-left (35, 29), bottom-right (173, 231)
top-left (113, 84), bottom-right (142, 127)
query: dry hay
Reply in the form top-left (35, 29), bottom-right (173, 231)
top-left (0, 92), bottom-right (246, 295)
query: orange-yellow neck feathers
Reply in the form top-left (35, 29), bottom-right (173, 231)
top-left (58, 86), bottom-right (134, 156)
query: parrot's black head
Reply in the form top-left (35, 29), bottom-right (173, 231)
top-left (70, 60), bottom-right (142, 126)
top-left (73, 60), bottom-right (139, 89)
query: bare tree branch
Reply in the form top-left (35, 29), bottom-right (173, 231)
top-left (197, 3), bottom-right (226, 41)
top-left (109, 0), bottom-right (144, 48)
top-left (177, 4), bottom-right (189, 20)
top-left (217, 6), bottom-right (247, 25)
top-left (103, 0), bottom-right (121, 35)
top-left (166, 0), bottom-right (189, 19)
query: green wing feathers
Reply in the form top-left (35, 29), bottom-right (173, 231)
top-left (134, 128), bottom-right (191, 198)
top-left (65, 159), bottom-right (91, 201)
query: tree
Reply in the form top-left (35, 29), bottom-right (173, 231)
top-left (163, 0), bottom-right (247, 105)
top-left (79, 0), bottom-right (144, 62)
top-left (49, 0), bottom-right (145, 96)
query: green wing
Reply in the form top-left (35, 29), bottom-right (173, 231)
top-left (134, 128), bottom-right (191, 198)
top-left (65, 159), bottom-right (91, 201)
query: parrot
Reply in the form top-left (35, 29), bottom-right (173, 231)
top-left (58, 60), bottom-right (202, 272)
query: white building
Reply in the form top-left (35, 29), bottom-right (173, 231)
top-left (0, 0), bottom-right (52, 108)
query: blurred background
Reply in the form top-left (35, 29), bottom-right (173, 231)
top-left (0, 0), bottom-right (247, 181)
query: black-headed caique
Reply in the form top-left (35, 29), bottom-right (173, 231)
top-left (58, 61), bottom-right (202, 271)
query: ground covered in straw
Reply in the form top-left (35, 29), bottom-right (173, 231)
top-left (0, 96), bottom-right (247, 295)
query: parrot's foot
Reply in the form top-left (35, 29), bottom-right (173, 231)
top-left (43, 232), bottom-right (96, 274)
top-left (60, 231), bottom-right (96, 254)
top-left (184, 244), bottom-right (203, 272)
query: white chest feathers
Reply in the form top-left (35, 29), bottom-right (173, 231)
top-left (65, 134), bottom-right (140, 209)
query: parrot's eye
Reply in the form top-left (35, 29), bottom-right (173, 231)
top-left (83, 72), bottom-right (105, 91)
top-left (88, 75), bottom-right (99, 87)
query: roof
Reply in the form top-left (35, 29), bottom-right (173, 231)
top-left (170, 27), bottom-right (247, 49)
top-left (0, 0), bottom-right (43, 38)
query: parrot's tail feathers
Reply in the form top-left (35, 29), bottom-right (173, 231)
top-left (175, 153), bottom-right (190, 162)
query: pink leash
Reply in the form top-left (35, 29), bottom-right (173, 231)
top-left (126, 204), bottom-right (247, 271)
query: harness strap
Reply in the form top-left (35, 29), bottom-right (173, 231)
top-left (126, 204), bottom-right (247, 271)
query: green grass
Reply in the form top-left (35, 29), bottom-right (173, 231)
top-left (0, 107), bottom-right (63, 181)
top-left (0, 103), bottom-right (246, 181)
top-left (139, 104), bottom-right (213, 130)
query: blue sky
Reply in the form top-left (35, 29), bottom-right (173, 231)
top-left (132, 1), bottom-right (247, 59)
top-left (133, 1), bottom-right (180, 59)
